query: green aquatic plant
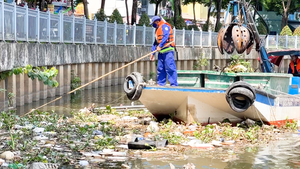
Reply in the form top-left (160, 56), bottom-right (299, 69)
top-left (0, 65), bottom-right (59, 87)
top-left (71, 70), bottom-right (81, 90)
top-left (283, 119), bottom-right (298, 130)
top-left (158, 120), bottom-right (187, 145)
top-left (224, 55), bottom-right (254, 73)
top-left (194, 124), bottom-right (215, 143)
top-left (193, 57), bottom-right (209, 70)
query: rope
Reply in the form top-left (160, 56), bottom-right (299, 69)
top-left (20, 41), bottom-right (174, 118)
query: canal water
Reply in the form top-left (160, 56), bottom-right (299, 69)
top-left (16, 85), bottom-right (300, 169)
top-left (16, 85), bottom-right (141, 116)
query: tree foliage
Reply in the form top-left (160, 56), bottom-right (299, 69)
top-left (257, 18), bottom-right (268, 35)
top-left (95, 9), bottom-right (106, 21)
top-left (262, 0), bottom-right (300, 16)
top-left (138, 13), bottom-right (150, 26)
top-left (174, 16), bottom-right (187, 29)
top-left (262, 0), bottom-right (300, 29)
top-left (187, 25), bottom-right (199, 31)
top-left (109, 9), bottom-right (123, 24)
top-left (0, 65), bottom-right (59, 88)
top-left (280, 25), bottom-right (293, 36)
top-left (164, 17), bottom-right (175, 28)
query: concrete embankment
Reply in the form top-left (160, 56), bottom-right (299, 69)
top-left (0, 42), bottom-right (290, 108)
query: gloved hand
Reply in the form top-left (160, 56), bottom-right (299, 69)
top-left (150, 54), bottom-right (155, 61)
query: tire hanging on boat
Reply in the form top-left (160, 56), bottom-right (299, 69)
top-left (225, 81), bottom-right (256, 113)
top-left (123, 72), bottom-right (144, 101)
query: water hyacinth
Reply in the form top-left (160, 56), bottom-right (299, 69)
top-left (0, 106), bottom-right (298, 168)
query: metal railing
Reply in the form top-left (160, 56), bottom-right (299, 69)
top-left (0, 0), bottom-right (299, 49)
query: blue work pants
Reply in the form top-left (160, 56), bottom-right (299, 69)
top-left (157, 51), bottom-right (178, 86)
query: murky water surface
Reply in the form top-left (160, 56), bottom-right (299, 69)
top-left (16, 85), bottom-right (300, 169)
top-left (106, 134), bottom-right (300, 169)
top-left (16, 85), bottom-right (141, 116)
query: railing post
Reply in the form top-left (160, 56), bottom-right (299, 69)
top-left (285, 35), bottom-right (288, 48)
top-left (25, 2), bottom-right (28, 42)
top-left (94, 17), bottom-right (97, 45)
top-left (275, 33), bottom-right (278, 49)
top-left (123, 23), bottom-right (126, 46)
top-left (72, 14), bottom-right (75, 44)
top-left (152, 27), bottom-right (155, 43)
top-left (104, 19), bottom-right (107, 45)
top-left (59, 11), bottom-right (63, 43)
top-left (191, 28), bottom-right (194, 48)
top-left (295, 35), bottom-right (298, 49)
top-left (143, 24), bottom-right (146, 47)
top-left (209, 30), bottom-right (212, 47)
top-left (83, 16), bottom-right (86, 44)
top-left (173, 27), bottom-right (176, 45)
top-left (114, 21), bottom-right (117, 46)
top-left (47, 9), bottom-right (51, 43)
top-left (266, 35), bottom-right (269, 49)
top-left (1, 0), bottom-right (4, 41)
top-left (182, 28), bottom-right (185, 48)
top-left (13, 1), bottom-right (17, 41)
top-left (200, 30), bottom-right (203, 48)
top-left (133, 23), bottom-right (136, 47)
top-left (36, 6), bottom-right (40, 43)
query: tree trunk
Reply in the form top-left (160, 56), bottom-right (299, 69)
top-left (173, 0), bottom-right (177, 25)
top-left (193, 0), bottom-right (196, 23)
top-left (125, 0), bottom-right (129, 25)
top-left (131, 0), bottom-right (137, 25)
top-left (101, 0), bottom-right (106, 11)
top-left (40, 0), bottom-right (45, 11)
top-left (71, 0), bottom-right (74, 14)
top-left (83, 0), bottom-right (89, 19)
top-left (281, 13), bottom-right (289, 29)
top-left (178, 0), bottom-right (181, 16)
top-left (206, 0), bottom-right (212, 23)
top-left (34, 0), bottom-right (37, 9)
top-left (206, 0), bottom-right (212, 27)
top-left (155, 0), bottom-right (162, 16)
top-left (155, 2), bottom-right (159, 15)
top-left (281, 0), bottom-right (291, 29)
top-left (215, 0), bottom-right (223, 32)
top-left (173, 0), bottom-right (181, 25)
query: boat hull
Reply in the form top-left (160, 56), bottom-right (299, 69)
top-left (139, 86), bottom-right (300, 126)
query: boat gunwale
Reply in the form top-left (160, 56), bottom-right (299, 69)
top-left (177, 70), bottom-right (293, 78)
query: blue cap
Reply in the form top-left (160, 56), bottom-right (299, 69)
top-left (150, 16), bottom-right (161, 25)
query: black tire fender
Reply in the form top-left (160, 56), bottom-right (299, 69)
top-left (124, 72), bottom-right (144, 101)
top-left (226, 81), bottom-right (256, 113)
top-left (226, 81), bottom-right (255, 98)
top-left (123, 74), bottom-right (138, 96)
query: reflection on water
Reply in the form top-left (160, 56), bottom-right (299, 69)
top-left (100, 134), bottom-right (300, 169)
top-left (226, 133), bottom-right (300, 169)
top-left (16, 85), bottom-right (141, 116)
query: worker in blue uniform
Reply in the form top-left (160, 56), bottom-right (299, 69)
top-left (149, 16), bottom-right (178, 86)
